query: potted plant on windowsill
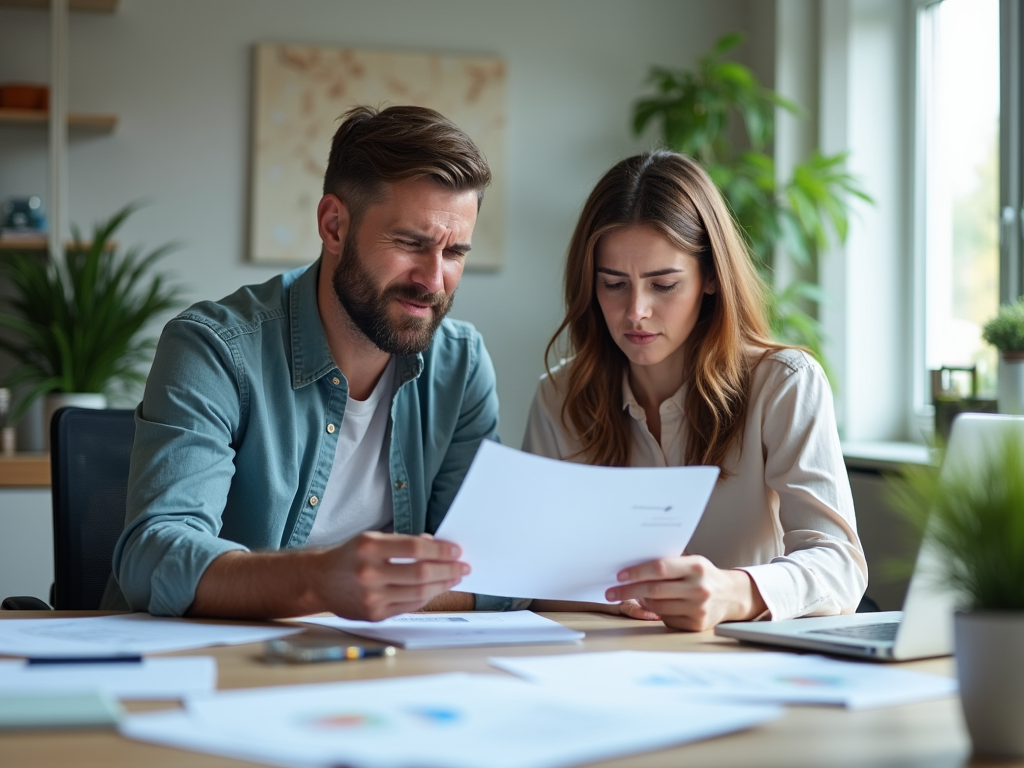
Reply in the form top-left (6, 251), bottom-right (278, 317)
top-left (889, 426), bottom-right (1024, 758)
top-left (0, 204), bottom-right (183, 442)
top-left (982, 298), bottom-right (1024, 415)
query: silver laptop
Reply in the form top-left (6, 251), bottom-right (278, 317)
top-left (715, 413), bottom-right (1024, 661)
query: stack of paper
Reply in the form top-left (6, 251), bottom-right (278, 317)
top-left (0, 613), bottom-right (301, 657)
top-left (121, 673), bottom-right (780, 768)
top-left (490, 650), bottom-right (958, 709)
top-left (0, 657), bottom-right (216, 700)
top-left (0, 691), bottom-right (122, 731)
top-left (300, 610), bottom-right (583, 649)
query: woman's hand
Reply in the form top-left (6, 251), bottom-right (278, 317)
top-left (611, 598), bottom-right (661, 621)
top-left (605, 555), bottom-right (767, 631)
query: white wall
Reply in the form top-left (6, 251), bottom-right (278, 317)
top-left (0, 489), bottom-right (52, 601)
top-left (0, 0), bottom-right (772, 447)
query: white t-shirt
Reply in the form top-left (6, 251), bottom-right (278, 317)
top-left (306, 360), bottom-right (396, 548)
top-left (522, 348), bottom-right (867, 622)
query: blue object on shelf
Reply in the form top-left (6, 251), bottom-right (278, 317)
top-left (2, 196), bottom-right (47, 232)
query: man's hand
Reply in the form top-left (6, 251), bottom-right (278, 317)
top-left (314, 532), bottom-right (469, 621)
top-left (188, 532), bottom-right (469, 621)
top-left (604, 555), bottom-right (767, 632)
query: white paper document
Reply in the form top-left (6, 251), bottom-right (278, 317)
top-left (0, 657), bottom-right (216, 699)
top-left (300, 611), bottom-right (584, 649)
top-left (434, 441), bottom-right (719, 602)
top-left (0, 613), bottom-right (301, 658)
top-left (491, 650), bottom-right (958, 709)
top-left (121, 673), bottom-right (780, 768)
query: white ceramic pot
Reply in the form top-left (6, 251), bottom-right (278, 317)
top-left (954, 611), bottom-right (1024, 758)
top-left (998, 352), bottom-right (1024, 415)
top-left (43, 392), bottom-right (107, 450)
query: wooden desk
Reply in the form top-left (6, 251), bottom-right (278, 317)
top-left (0, 611), bottom-right (1017, 767)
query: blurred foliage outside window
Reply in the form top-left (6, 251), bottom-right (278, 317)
top-left (920, 0), bottom-right (1000, 398)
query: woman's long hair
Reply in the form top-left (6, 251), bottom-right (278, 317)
top-left (546, 150), bottom-right (786, 469)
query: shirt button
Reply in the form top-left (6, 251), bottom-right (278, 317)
top-left (309, 495), bottom-right (319, 507)
top-left (332, 376), bottom-right (341, 386)
top-left (394, 480), bottom-right (407, 490)
top-left (326, 423), bottom-right (336, 434)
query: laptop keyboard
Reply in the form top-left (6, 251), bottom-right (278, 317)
top-left (807, 622), bottom-right (900, 642)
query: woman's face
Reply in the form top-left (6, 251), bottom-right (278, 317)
top-left (595, 224), bottom-right (714, 375)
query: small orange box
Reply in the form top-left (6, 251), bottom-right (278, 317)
top-left (0, 84), bottom-right (49, 110)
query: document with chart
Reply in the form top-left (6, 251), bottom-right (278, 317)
top-left (434, 441), bottom-right (720, 603)
top-left (120, 672), bottom-right (780, 768)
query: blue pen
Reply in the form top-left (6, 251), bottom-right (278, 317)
top-left (27, 656), bottom-right (143, 665)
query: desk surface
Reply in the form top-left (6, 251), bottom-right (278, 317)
top-left (0, 611), bottom-right (1017, 768)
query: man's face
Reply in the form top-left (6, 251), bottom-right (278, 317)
top-left (331, 178), bottom-right (478, 356)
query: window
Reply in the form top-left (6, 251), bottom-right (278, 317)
top-left (916, 0), bottom-right (1001, 402)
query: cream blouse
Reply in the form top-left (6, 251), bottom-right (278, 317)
top-left (522, 348), bottom-right (867, 621)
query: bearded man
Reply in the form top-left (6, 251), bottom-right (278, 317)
top-left (108, 105), bottom-right (522, 619)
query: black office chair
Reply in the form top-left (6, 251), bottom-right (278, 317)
top-left (1, 407), bottom-right (135, 610)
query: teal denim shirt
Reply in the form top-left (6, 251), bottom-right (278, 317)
top-left (111, 260), bottom-right (525, 616)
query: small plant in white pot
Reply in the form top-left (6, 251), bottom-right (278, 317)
top-left (0, 204), bottom-right (183, 439)
top-left (889, 426), bottom-right (1024, 758)
top-left (982, 298), bottom-right (1024, 414)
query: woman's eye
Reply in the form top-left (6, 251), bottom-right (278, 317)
top-left (653, 283), bottom-right (678, 293)
top-left (601, 281), bottom-right (626, 291)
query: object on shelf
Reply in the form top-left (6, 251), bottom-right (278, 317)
top-left (0, 388), bottom-right (11, 456)
top-left (2, 196), bottom-right (47, 233)
top-left (0, 83), bottom-right (48, 111)
top-left (931, 365), bottom-right (997, 442)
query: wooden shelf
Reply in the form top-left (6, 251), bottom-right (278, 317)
top-left (0, 108), bottom-right (117, 131)
top-left (0, 0), bottom-right (118, 12)
top-left (0, 233), bottom-right (47, 251)
top-left (0, 453), bottom-right (50, 487)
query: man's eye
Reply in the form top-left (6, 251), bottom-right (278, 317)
top-left (397, 239), bottom-right (419, 248)
top-left (653, 283), bottom-right (678, 293)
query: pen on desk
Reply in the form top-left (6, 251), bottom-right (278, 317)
top-left (264, 639), bottom-right (397, 663)
top-left (27, 656), bottom-right (143, 665)
top-left (340, 646), bottom-right (396, 660)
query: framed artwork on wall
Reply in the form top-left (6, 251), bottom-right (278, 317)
top-left (249, 43), bottom-right (507, 270)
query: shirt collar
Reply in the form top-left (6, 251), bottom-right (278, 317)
top-left (288, 258), bottom-right (424, 389)
top-left (620, 370), bottom-right (686, 421)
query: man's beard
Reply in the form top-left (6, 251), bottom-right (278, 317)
top-left (331, 236), bottom-right (454, 356)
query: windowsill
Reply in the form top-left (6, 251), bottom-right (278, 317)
top-left (842, 440), bottom-right (934, 471)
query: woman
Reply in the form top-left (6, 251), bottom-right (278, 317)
top-left (523, 150), bottom-right (867, 630)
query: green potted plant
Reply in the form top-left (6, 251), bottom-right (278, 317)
top-left (889, 425), bottom-right (1024, 757)
top-left (0, 204), bottom-right (183, 439)
top-left (632, 33), bottom-right (872, 374)
top-left (982, 298), bottom-right (1024, 414)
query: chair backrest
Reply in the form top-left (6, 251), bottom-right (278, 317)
top-left (50, 407), bottom-right (136, 610)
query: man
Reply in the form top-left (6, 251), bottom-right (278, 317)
top-left (110, 105), bottom-right (523, 619)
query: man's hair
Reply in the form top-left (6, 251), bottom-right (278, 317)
top-left (323, 105), bottom-right (492, 223)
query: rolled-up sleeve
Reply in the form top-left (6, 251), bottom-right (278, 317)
top-left (113, 318), bottom-right (248, 616)
top-left (738, 360), bottom-right (868, 621)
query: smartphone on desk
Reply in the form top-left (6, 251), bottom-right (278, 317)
top-left (263, 637), bottom-right (397, 664)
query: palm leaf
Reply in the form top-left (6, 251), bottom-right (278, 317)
top-left (0, 203), bottom-right (185, 416)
